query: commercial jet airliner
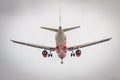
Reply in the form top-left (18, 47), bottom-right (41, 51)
top-left (11, 10), bottom-right (112, 64)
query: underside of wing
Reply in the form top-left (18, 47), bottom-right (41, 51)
top-left (68, 38), bottom-right (112, 51)
top-left (11, 40), bottom-right (56, 51)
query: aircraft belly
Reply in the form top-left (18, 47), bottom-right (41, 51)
top-left (55, 30), bottom-right (67, 59)
top-left (56, 34), bottom-right (66, 46)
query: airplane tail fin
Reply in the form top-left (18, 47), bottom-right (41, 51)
top-left (41, 9), bottom-right (80, 33)
top-left (41, 27), bottom-right (58, 32)
top-left (58, 8), bottom-right (80, 32)
top-left (63, 26), bottom-right (80, 32)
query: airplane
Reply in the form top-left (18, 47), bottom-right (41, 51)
top-left (11, 10), bottom-right (112, 64)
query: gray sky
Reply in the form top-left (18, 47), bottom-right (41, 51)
top-left (0, 0), bottom-right (120, 80)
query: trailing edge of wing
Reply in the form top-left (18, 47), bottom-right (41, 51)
top-left (11, 40), bottom-right (56, 51)
top-left (68, 38), bottom-right (112, 51)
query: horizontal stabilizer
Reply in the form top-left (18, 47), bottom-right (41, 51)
top-left (41, 27), bottom-right (58, 32)
top-left (63, 26), bottom-right (80, 32)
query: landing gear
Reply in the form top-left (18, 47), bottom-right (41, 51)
top-left (70, 50), bottom-right (75, 57)
top-left (71, 53), bottom-right (75, 57)
top-left (61, 59), bottom-right (63, 64)
top-left (48, 50), bottom-right (53, 57)
top-left (48, 54), bottom-right (52, 57)
top-left (70, 49), bottom-right (81, 57)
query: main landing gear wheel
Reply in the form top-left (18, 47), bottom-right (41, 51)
top-left (48, 54), bottom-right (52, 57)
top-left (71, 53), bottom-right (75, 57)
top-left (70, 50), bottom-right (75, 57)
top-left (48, 51), bottom-right (53, 57)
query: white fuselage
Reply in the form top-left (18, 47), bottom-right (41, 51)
top-left (55, 27), bottom-right (67, 59)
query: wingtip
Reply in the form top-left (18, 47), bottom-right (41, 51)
top-left (77, 26), bottom-right (80, 28)
top-left (106, 37), bottom-right (112, 41)
top-left (108, 37), bottom-right (112, 40)
top-left (10, 39), bottom-right (16, 43)
top-left (10, 39), bottom-right (13, 42)
top-left (40, 27), bottom-right (43, 28)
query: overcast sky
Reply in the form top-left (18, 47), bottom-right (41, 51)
top-left (0, 0), bottom-right (120, 80)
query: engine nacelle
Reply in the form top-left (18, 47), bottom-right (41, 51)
top-left (75, 49), bottom-right (81, 57)
top-left (42, 50), bottom-right (48, 57)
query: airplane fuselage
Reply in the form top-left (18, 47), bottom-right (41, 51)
top-left (55, 27), bottom-right (67, 59)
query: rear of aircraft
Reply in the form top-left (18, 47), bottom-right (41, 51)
top-left (40, 26), bottom-right (80, 32)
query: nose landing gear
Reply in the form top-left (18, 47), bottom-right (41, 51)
top-left (61, 58), bottom-right (63, 64)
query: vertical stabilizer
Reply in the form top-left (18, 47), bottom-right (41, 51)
top-left (59, 8), bottom-right (61, 27)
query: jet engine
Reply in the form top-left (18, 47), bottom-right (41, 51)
top-left (75, 49), bottom-right (81, 57)
top-left (42, 50), bottom-right (48, 57)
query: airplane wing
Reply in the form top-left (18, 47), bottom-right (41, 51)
top-left (11, 40), bottom-right (56, 51)
top-left (67, 38), bottom-right (112, 51)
